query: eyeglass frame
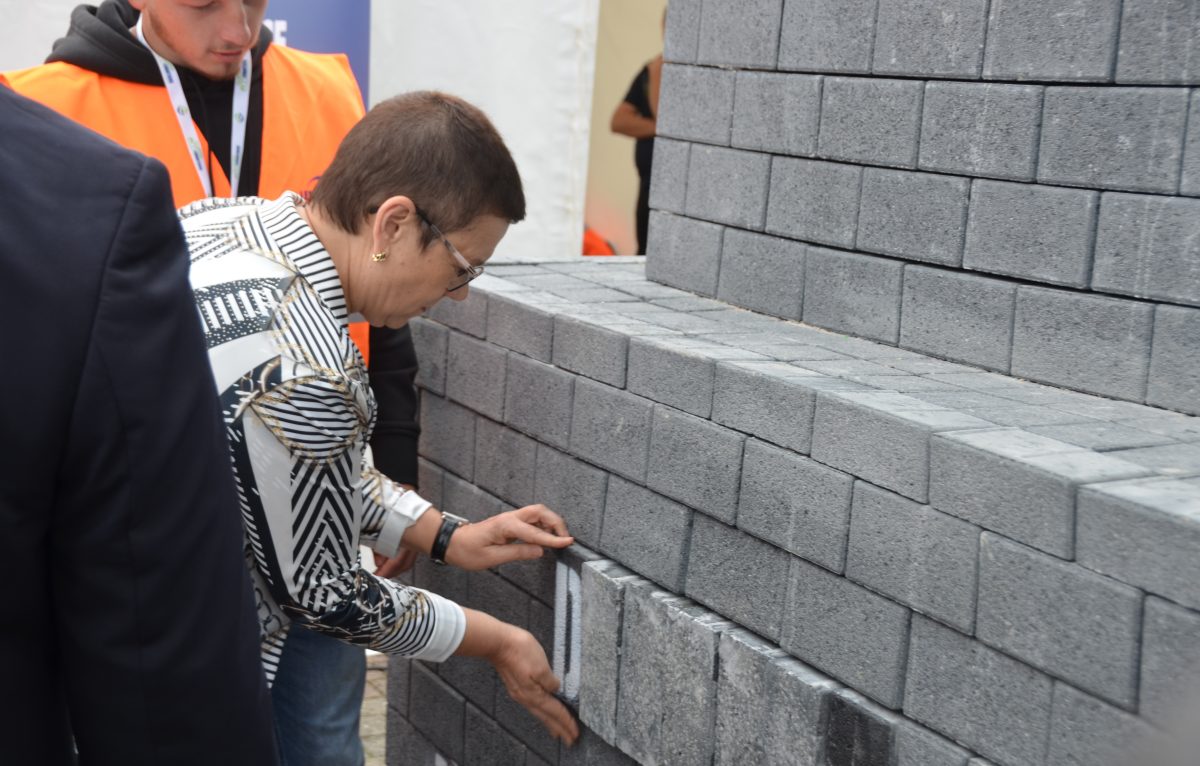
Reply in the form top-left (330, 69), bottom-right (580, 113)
top-left (414, 206), bottom-right (484, 292)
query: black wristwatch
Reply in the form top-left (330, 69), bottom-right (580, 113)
top-left (430, 511), bottom-right (468, 565)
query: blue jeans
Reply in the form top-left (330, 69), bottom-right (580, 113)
top-left (271, 623), bottom-right (366, 766)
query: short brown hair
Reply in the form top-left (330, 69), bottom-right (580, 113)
top-left (311, 91), bottom-right (525, 244)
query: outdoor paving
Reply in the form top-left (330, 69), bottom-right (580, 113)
top-left (362, 652), bottom-right (388, 766)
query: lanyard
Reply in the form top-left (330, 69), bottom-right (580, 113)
top-left (134, 15), bottom-right (252, 198)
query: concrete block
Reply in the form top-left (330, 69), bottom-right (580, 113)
top-left (409, 663), bottom-right (465, 763)
top-left (464, 569), bottom-right (530, 633)
top-left (463, 704), bottom-right (525, 766)
top-left (918, 82), bottom-right (1041, 181)
top-left (712, 362), bottom-right (817, 454)
top-left (387, 659), bottom-right (410, 717)
top-left (1141, 596), bottom-right (1200, 727)
top-left (385, 712), bottom-right (442, 765)
top-left (1093, 193), bottom-right (1200, 306)
top-left (410, 317), bottom-right (449, 396)
top-left (782, 557), bottom-right (911, 708)
top-left (697, 0), bottom-right (783, 68)
top-left (417, 458), bottom-right (445, 507)
top-left (778, 0), bottom-right (879, 73)
top-left (817, 78), bottom-right (924, 168)
top-left (646, 406), bottom-right (745, 522)
top-left (600, 478), bottom-right (692, 590)
top-left (964, 180), bottom-right (1099, 287)
top-left (494, 679), bottom-right (559, 764)
top-left (534, 445), bottom-right (606, 548)
top-left (657, 64), bottom-right (736, 146)
top-left (1119, 412), bottom-right (1200, 442)
top-left (559, 729), bottom-right (639, 766)
top-left (1110, 442), bottom-right (1200, 477)
top-left (685, 515), bottom-right (792, 640)
top-left (663, 0), bottom-right (701, 63)
top-left (824, 688), bottom-right (901, 766)
top-left (1039, 87), bottom-right (1190, 194)
top-left (568, 379), bottom-right (653, 483)
top-left (873, 0), bottom-right (988, 77)
top-left (579, 560), bottom-right (643, 743)
top-left (930, 428), bottom-right (1150, 557)
top-left (645, 211), bottom-right (724, 297)
top-left (900, 266), bottom-right (1016, 372)
top-left (765, 157), bottom-right (862, 249)
top-left (500, 550), bottom-right (558, 609)
top-left (905, 616), bottom-right (1053, 766)
top-left (428, 285), bottom-right (487, 338)
top-left (626, 336), bottom-right (716, 418)
top-left (437, 654), bottom-right (496, 716)
top-left (1011, 287), bottom-right (1155, 401)
top-left (1077, 476), bottom-right (1200, 610)
top-left (442, 471), bottom-right (505, 525)
top-left (738, 439), bottom-right (853, 571)
top-left (977, 534), bottom-right (1142, 708)
top-left (1185, 92), bottom-right (1200, 195)
top-left (803, 247), bottom-right (904, 344)
top-left (716, 229), bottom-right (806, 320)
top-left (732, 72), bottom-right (821, 156)
top-left (1147, 311), bottom-right (1200, 420)
top-left (487, 292), bottom-right (557, 363)
top-left (551, 315), bottom-right (628, 389)
top-left (846, 482), bottom-right (979, 633)
top-left (1046, 683), bottom-right (1159, 766)
top-left (685, 145), bottom-right (771, 230)
top-left (857, 169), bottom-right (970, 266)
top-left (473, 419), bottom-right (537, 508)
top-left (1027, 421), bottom-right (1176, 452)
top-left (445, 332), bottom-right (507, 421)
top-left (419, 393), bottom-right (476, 480)
top-left (893, 718), bottom-right (971, 766)
top-left (1116, 0), bottom-right (1200, 84)
top-left (647, 138), bottom-right (688, 216)
top-left (504, 353), bottom-right (574, 450)
top-left (983, 0), bottom-right (1121, 81)
top-left (813, 391), bottom-right (993, 503)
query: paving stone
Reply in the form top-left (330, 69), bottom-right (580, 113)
top-left (1149, 306), bottom-right (1200, 416)
top-left (1093, 193), bottom-right (1200, 307)
top-left (428, 285), bottom-right (488, 338)
top-left (473, 419), bottom-right (537, 508)
top-left (1120, 412), bottom-right (1200, 442)
top-left (646, 406), bottom-right (745, 522)
top-left (731, 72), bottom-right (821, 156)
top-left (697, 0), bottom-right (783, 68)
top-left (1039, 87), bottom-right (1190, 194)
top-left (663, 0), bottom-right (701, 63)
top-left (685, 145), bottom-right (772, 230)
top-left (1141, 597), bottom-right (1200, 727)
top-left (766, 157), bottom-right (862, 249)
top-left (568, 379), bottom-right (653, 483)
top-left (1077, 476), bottom-right (1200, 610)
top-left (533, 445), bottom-right (606, 549)
top-left (803, 247), bottom-right (904, 344)
top-left (715, 229), bottom-right (806, 320)
top-left (873, 0), bottom-right (988, 77)
top-left (1011, 286), bottom-right (1155, 401)
top-left (824, 688), bottom-right (901, 766)
top-left (931, 428), bottom-right (1150, 557)
top-left (738, 439), bottom-right (853, 571)
top-left (918, 81), bottom-right (1042, 181)
top-left (712, 362), bottom-right (818, 454)
top-left (551, 315), bottom-right (628, 389)
top-left (846, 482), bottom-right (979, 633)
top-left (599, 478), bottom-right (692, 591)
top-left (1110, 443), bottom-right (1200, 477)
top-left (419, 393), bottom-right (476, 481)
top-left (657, 64), bottom-right (736, 146)
top-left (1116, 0), bottom-right (1200, 84)
top-left (1185, 91), bottom-right (1200, 196)
top-left (782, 557), bottom-right (911, 708)
top-left (893, 718), bottom-right (971, 766)
top-left (409, 663), bottom-right (465, 763)
top-left (1027, 421), bottom-right (1176, 452)
top-left (445, 332), bottom-right (507, 421)
top-left (410, 317), bottom-right (449, 396)
top-left (579, 560), bottom-right (644, 743)
top-left (1046, 683), bottom-right (1160, 766)
top-left (905, 616), bottom-right (1054, 766)
top-left (648, 137), bottom-right (689, 215)
top-left (858, 169), bottom-right (970, 267)
top-left (487, 292), bottom-right (559, 363)
top-left (505, 353), bottom-right (574, 450)
top-left (983, 0), bottom-right (1121, 81)
top-left (900, 266), bottom-right (1015, 373)
top-left (818, 78), bottom-right (923, 168)
top-left (645, 211), bottom-right (724, 297)
top-left (778, 0), bottom-right (880, 73)
top-left (964, 180), bottom-right (1099, 288)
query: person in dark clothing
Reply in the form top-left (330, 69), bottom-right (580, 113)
top-left (610, 47), bottom-right (662, 254)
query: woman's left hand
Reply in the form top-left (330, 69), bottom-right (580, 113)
top-left (445, 504), bottom-right (573, 570)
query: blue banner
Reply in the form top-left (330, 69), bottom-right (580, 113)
top-left (263, 0), bottom-right (371, 100)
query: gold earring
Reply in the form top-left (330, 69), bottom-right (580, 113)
top-left (371, 250), bottom-right (388, 262)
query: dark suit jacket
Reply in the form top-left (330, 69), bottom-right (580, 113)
top-left (0, 86), bottom-right (278, 765)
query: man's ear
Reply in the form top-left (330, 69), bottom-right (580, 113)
top-left (371, 195), bottom-right (419, 252)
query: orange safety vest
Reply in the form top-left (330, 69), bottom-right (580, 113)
top-left (3, 45), bottom-right (374, 361)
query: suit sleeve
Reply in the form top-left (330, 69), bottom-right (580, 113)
top-left (367, 324), bottom-right (422, 486)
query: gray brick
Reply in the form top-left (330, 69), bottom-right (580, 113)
top-left (765, 157), bottom-right (862, 249)
top-left (1012, 287), bottom-right (1155, 401)
top-left (964, 181), bottom-right (1099, 287)
top-left (930, 428), bottom-right (1150, 557)
top-left (905, 616), bottom-right (1054, 766)
top-left (385, 713), bottom-right (441, 765)
top-left (738, 439), bottom-right (852, 571)
top-left (388, 659), bottom-right (410, 717)
top-left (803, 248), bottom-right (904, 344)
top-left (445, 332), bottom-right (507, 420)
top-left (534, 446), bottom-right (606, 548)
top-left (494, 678), bottom-right (559, 764)
top-left (715, 230), bottom-right (805, 320)
top-left (464, 569), bottom-right (529, 632)
top-left (568, 379), bottom-right (653, 483)
top-left (900, 266), bottom-right (1015, 372)
top-left (825, 689), bottom-right (901, 766)
top-left (1110, 442), bottom-right (1200, 476)
top-left (645, 211), bottom-right (724, 297)
top-left (893, 719), bottom-right (971, 766)
top-left (437, 655), bottom-right (496, 716)
top-left (983, 0), bottom-right (1121, 81)
top-left (626, 337), bottom-right (716, 418)
top-left (697, 0), bottom-right (783, 68)
top-left (782, 557), bottom-right (911, 708)
top-left (1093, 193), bottom-right (1200, 306)
top-left (410, 317), bottom-right (449, 395)
top-left (428, 285), bottom-right (488, 338)
top-left (813, 392), bottom-right (993, 503)
top-left (500, 551), bottom-right (558, 608)
top-left (487, 292), bottom-right (557, 363)
top-left (1141, 596), bottom-right (1200, 727)
top-left (463, 704), bottom-right (525, 766)
top-left (419, 393), bottom-right (476, 480)
top-left (1185, 91), bottom-right (1200, 195)
top-left (1077, 476), bottom-right (1200, 610)
top-left (1039, 87), bottom-right (1190, 194)
top-left (712, 362), bottom-right (817, 453)
top-left (778, 0), bottom-right (879, 73)
top-left (1027, 421), bottom-right (1175, 452)
top-left (646, 406), bottom-right (745, 522)
top-left (504, 353), bottom-right (574, 450)
top-left (442, 472), bottom-right (505, 524)
top-left (731, 72), bottom-right (821, 157)
top-left (1116, 0), bottom-right (1200, 84)
top-left (657, 64), bottom-right (736, 145)
top-left (685, 515), bottom-right (792, 639)
top-left (409, 664), bottom-right (465, 763)
top-left (873, 0), bottom-right (988, 77)
top-left (846, 482), bottom-right (979, 633)
top-left (1119, 412), bottom-right (1200, 442)
top-left (918, 82), bottom-right (1042, 181)
top-left (1046, 684), bottom-right (1159, 766)
top-left (559, 729), bottom-right (639, 766)
top-left (579, 560), bottom-right (643, 743)
top-left (977, 534), bottom-right (1142, 708)
top-left (600, 478), bottom-right (692, 590)
top-left (551, 315), bottom-right (628, 389)
top-left (647, 138), bottom-right (688, 216)
top-left (818, 78), bottom-right (924, 168)
top-left (663, 0), bottom-right (701, 63)
top-left (417, 458), bottom-right (445, 506)
top-left (474, 419), bottom-right (537, 507)
top-left (685, 145), bottom-right (771, 230)
top-left (857, 169), bottom-right (970, 267)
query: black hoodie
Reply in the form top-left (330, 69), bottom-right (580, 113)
top-left (47, 0), bottom-right (273, 196)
